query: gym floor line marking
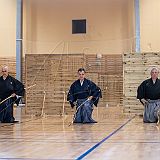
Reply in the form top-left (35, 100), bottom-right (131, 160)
top-left (76, 116), bottom-right (136, 160)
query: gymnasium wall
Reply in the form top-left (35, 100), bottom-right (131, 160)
top-left (1, 1), bottom-right (160, 57)
top-left (23, 0), bottom-right (134, 55)
top-left (1, 1), bottom-right (160, 115)
top-left (140, 0), bottom-right (160, 52)
top-left (0, 0), bottom-right (16, 57)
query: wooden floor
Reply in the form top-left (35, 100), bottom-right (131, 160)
top-left (0, 107), bottom-right (160, 160)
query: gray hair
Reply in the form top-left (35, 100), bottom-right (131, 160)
top-left (150, 67), bottom-right (159, 73)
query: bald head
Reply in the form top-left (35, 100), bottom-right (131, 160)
top-left (2, 66), bottom-right (8, 71)
top-left (1, 65), bottom-right (9, 77)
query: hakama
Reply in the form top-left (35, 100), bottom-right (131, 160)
top-left (137, 78), bottom-right (160, 123)
top-left (143, 100), bottom-right (160, 123)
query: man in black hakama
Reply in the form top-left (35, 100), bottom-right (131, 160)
top-left (0, 66), bottom-right (24, 123)
top-left (137, 67), bottom-right (160, 124)
top-left (67, 68), bottom-right (102, 123)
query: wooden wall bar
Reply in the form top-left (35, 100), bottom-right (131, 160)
top-left (2, 53), bottom-right (160, 115)
top-left (25, 54), bottom-right (85, 115)
top-left (123, 52), bottom-right (160, 114)
top-left (86, 54), bottom-right (123, 107)
top-left (25, 54), bottom-right (123, 115)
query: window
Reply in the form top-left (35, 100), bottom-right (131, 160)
top-left (72, 19), bottom-right (86, 34)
